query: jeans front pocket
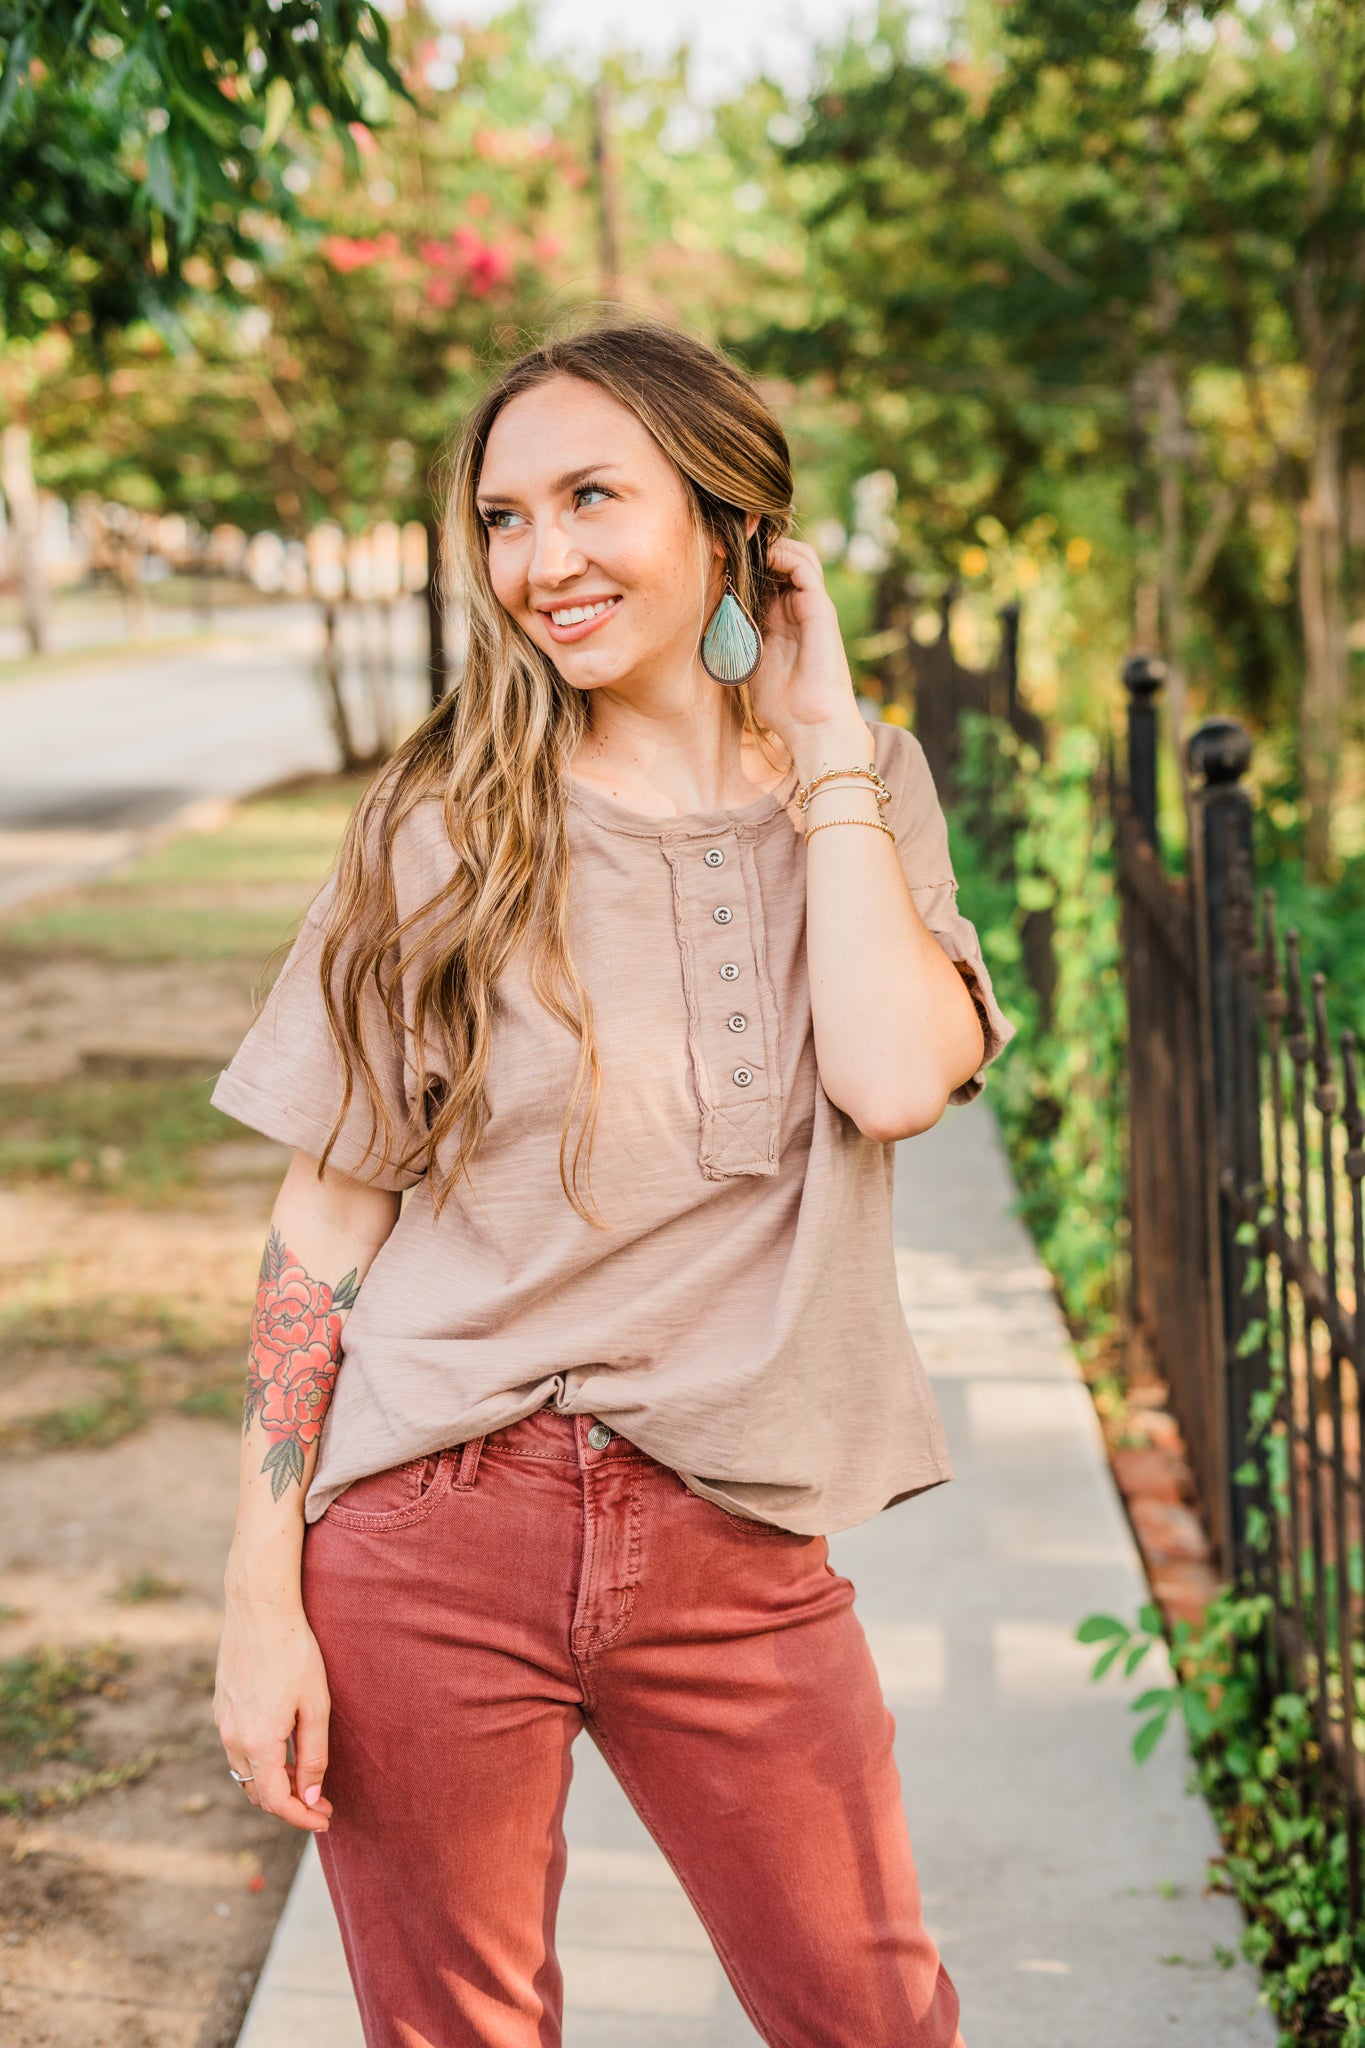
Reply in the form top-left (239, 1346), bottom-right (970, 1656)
top-left (323, 1448), bottom-right (456, 1531)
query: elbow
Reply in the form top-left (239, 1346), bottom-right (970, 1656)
top-left (843, 1089), bottom-right (948, 1144)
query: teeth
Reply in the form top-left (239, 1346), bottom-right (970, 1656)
top-left (550, 599), bottom-right (615, 626)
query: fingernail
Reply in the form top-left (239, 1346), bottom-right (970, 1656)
top-left (303, 1785), bottom-right (321, 1806)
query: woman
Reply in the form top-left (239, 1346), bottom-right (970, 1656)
top-left (212, 317), bottom-right (1015, 2048)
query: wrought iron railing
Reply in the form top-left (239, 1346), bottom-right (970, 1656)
top-left (1112, 661), bottom-right (1365, 1920)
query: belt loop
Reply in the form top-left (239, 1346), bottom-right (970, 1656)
top-left (456, 1435), bottom-right (485, 1489)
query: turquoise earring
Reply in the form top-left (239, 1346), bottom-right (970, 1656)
top-left (700, 580), bottom-right (763, 685)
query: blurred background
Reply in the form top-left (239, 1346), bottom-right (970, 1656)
top-left (3, 3), bottom-right (1364, 2045)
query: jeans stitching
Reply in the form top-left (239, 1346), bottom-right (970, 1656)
top-left (575, 1471), bottom-right (642, 1661)
top-left (320, 1447), bottom-right (457, 1531)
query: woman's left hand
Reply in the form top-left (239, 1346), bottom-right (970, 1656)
top-left (747, 538), bottom-right (861, 748)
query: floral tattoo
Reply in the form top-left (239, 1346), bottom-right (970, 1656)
top-left (243, 1229), bottom-right (360, 1501)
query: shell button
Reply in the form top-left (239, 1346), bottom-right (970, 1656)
top-left (719, 962), bottom-right (740, 981)
top-left (727, 1013), bottom-right (748, 1032)
top-left (703, 848), bottom-right (725, 867)
top-left (712, 905), bottom-right (733, 925)
top-left (732, 1066), bottom-right (754, 1088)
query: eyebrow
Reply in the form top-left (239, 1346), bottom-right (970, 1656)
top-left (476, 462), bottom-right (625, 509)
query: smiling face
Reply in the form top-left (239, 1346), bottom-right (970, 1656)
top-left (475, 373), bottom-right (723, 691)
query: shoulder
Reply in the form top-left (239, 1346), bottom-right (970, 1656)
top-left (303, 793), bottom-right (456, 938)
top-left (869, 720), bottom-right (955, 880)
top-left (870, 718), bottom-right (930, 790)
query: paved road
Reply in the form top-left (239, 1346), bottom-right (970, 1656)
top-left (235, 1098), bottom-right (1276, 2048)
top-left (0, 601), bottom-right (431, 913)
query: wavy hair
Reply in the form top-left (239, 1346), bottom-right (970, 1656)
top-left (314, 315), bottom-right (795, 1224)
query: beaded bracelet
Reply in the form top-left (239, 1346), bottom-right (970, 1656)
top-left (796, 764), bottom-right (891, 812)
top-left (804, 816), bottom-right (896, 844)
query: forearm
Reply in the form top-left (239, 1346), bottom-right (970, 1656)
top-left (225, 1151), bottom-right (400, 1603)
top-left (796, 714), bottom-right (985, 1139)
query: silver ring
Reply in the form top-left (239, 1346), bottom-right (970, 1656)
top-left (228, 1768), bottom-right (255, 1783)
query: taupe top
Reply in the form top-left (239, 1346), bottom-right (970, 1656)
top-left (211, 719), bottom-right (1016, 1533)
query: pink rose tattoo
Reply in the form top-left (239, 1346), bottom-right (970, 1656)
top-left (243, 1229), bottom-right (359, 1500)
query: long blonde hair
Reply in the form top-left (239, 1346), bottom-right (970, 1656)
top-left (316, 315), bottom-right (795, 1223)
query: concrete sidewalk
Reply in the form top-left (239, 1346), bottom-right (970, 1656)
top-left (236, 1098), bottom-right (1276, 2048)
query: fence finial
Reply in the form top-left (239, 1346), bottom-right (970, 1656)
top-left (1122, 652), bottom-right (1165, 848)
top-left (1187, 716), bottom-right (1252, 787)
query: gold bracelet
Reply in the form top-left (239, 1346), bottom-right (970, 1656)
top-left (803, 816), bottom-right (896, 843)
top-left (796, 764), bottom-right (891, 811)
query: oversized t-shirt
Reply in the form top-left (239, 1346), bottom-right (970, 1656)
top-left (211, 718), bottom-right (1017, 1533)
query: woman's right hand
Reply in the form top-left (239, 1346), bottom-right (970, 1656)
top-left (214, 1589), bottom-right (334, 1833)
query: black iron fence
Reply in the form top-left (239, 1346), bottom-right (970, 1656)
top-left (1112, 661), bottom-right (1365, 1920)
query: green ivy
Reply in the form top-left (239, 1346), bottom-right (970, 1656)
top-left (947, 708), bottom-right (1128, 1339)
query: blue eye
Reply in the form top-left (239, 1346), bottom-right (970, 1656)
top-left (576, 481), bottom-right (613, 507)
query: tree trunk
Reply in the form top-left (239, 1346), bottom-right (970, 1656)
top-left (591, 77), bottom-right (622, 301)
top-left (317, 601), bottom-right (367, 773)
top-left (1, 423), bottom-right (49, 656)
top-left (1298, 399), bottom-right (1348, 879)
top-left (1152, 349), bottom-right (1191, 810)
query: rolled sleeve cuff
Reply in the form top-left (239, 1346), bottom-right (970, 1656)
top-left (911, 880), bottom-right (1018, 1105)
top-left (209, 1064), bottom-right (424, 1191)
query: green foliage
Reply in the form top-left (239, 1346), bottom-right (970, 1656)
top-left (0, 0), bottom-right (404, 337)
top-left (0, 1072), bottom-right (235, 1196)
top-left (0, 1640), bottom-right (132, 1774)
top-left (1078, 1581), bottom-right (1365, 2043)
top-left (950, 708), bottom-right (1127, 1334)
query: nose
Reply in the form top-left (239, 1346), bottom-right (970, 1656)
top-left (529, 514), bottom-right (587, 592)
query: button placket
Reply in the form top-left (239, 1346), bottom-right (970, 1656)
top-left (660, 828), bottom-right (779, 1179)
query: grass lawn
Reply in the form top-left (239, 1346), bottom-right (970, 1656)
top-left (0, 775), bottom-right (367, 965)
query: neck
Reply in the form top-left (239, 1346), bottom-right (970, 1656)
top-left (570, 659), bottom-right (790, 820)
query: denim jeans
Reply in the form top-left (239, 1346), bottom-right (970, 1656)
top-left (301, 1404), bottom-right (961, 2048)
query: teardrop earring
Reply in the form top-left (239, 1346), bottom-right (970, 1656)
top-left (700, 580), bottom-right (763, 686)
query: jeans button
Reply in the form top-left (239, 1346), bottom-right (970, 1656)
top-left (587, 1421), bottom-right (613, 1450)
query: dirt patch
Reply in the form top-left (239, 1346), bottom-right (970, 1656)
top-left (0, 954), bottom-right (259, 1089)
top-left (0, 1209), bottom-right (308, 2048)
top-left (0, 783), bottom-right (358, 2047)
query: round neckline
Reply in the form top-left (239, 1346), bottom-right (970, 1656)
top-left (566, 765), bottom-right (800, 838)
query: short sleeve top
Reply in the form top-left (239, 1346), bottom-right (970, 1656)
top-left (210, 719), bottom-right (1017, 1532)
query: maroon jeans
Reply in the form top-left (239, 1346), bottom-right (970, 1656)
top-left (300, 1405), bottom-right (961, 2048)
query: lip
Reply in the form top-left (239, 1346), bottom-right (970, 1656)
top-left (537, 595), bottom-right (623, 644)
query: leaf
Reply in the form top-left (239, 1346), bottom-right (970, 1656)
top-left (262, 77), bottom-right (294, 154)
top-left (1133, 1711), bottom-right (1170, 1762)
top-left (1123, 1640), bottom-right (1151, 1676)
top-left (1090, 1640), bottom-right (1126, 1680)
top-left (1183, 1691), bottom-right (1214, 1739)
top-left (1075, 1612), bottom-right (1128, 1643)
top-left (144, 133), bottom-right (178, 218)
top-left (0, 30), bottom-right (30, 136)
top-left (331, 1268), bottom-right (360, 1312)
top-left (264, 1436), bottom-right (305, 1502)
top-left (1132, 1686), bottom-right (1175, 1713)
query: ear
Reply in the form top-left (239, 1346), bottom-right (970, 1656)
top-left (743, 512), bottom-right (760, 541)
